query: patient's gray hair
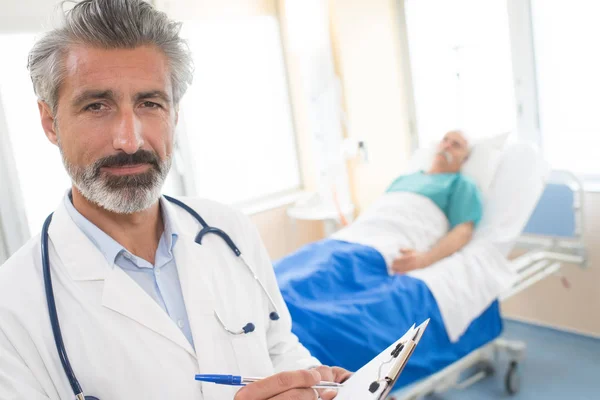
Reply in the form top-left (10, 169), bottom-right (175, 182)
top-left (27, 0), bottom-right (194, 114)
top-left (445, 129), bottom-right (473, 158)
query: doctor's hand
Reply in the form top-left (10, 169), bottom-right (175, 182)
top-left (391, 249), bottom-right (430, 274)
top-left (234, 367), bottom-right (352, 400)
top-left (311, 365), bottom-right (352, 399)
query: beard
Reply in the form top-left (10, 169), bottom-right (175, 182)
top-left (60, 146), bottom-right (171, 214)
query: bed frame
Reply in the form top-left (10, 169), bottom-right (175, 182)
top-left (390, 170), bottom-right (587, 399)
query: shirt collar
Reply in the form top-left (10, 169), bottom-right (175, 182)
top-left (159, 196), bottom-right (179, 252)
top-left (63, 193), bottom-right (179, 265)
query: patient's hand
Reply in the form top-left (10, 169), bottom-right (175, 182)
top-left (391, 249), bottom-right (430, 274)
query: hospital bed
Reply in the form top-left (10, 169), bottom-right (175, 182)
top-left (389, 167), bottom-right (587, 399)
top-left (275, 139), bottom-right (588, 397)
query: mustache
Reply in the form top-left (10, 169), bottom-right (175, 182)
top-left (93, 150), bottom-right (161, 175)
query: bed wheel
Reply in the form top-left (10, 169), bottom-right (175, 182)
top-left (505, 361), bottom-right (520, 395)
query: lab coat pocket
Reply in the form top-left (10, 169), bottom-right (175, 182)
top-left (230, 330), bottom-right (275, 377)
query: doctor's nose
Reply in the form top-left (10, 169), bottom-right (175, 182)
top-left (113, 108), bottom-right (144, 154)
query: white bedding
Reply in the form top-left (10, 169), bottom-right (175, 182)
top-left (332, 140), bottom-right (548, 342)
top-left (332, 192), bottom-right (449, 268)
top-left (407, 240), bottom-right (514, 342)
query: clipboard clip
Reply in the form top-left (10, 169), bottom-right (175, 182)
top-left (368, 326), bottom-right (423, 394)
top-left (390, 342), bottom-right (405, 358)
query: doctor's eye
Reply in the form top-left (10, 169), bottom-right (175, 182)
top-left (141, 101), bottom-right (162, 109)
top-left (84, 103), bottom-right (107, 112)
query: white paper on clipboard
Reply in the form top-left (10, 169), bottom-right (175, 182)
top-left (333, 319), bottom-right (429, 400)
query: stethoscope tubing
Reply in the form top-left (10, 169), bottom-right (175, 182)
top-left (42, 213), bottom-right (85, 398)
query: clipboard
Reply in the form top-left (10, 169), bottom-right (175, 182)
top-left (333, 319), bottom-right (429, 400)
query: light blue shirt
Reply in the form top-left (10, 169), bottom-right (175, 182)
top-left (64, 194), bottom-right (195, 348)
top-left (386, 171), bottom-right (483, 229)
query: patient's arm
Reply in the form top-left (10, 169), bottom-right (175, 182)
top-left (391, 222), bottom-right (474, 274)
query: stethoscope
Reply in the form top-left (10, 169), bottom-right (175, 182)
top-left (41, 194), bottom-right (280, 400)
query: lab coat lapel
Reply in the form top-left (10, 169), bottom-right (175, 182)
top-left (48, 197), bottom-right (108, 282)
top-left (175, 232), bottom-right (242, 399)
top-left (163, 197), bottom-right (220, 320)
top-left (172, 235), bottom-right (217, 316)
top-left (101, 265), bottom-right (197, 358)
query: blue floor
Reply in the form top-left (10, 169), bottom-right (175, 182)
top-left (393, 319), bottom-right (600, 399)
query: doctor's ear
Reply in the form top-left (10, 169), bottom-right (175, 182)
top-left (38, 101), bottom-right (59, 146)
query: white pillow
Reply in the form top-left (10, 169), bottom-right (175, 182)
top-left (474, 140), bottom-right (549, 255)
top-left (408, 132), bottom-right (511, 197)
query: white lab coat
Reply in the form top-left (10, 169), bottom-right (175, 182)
top-left (0, 196), bottom-right (319, 399)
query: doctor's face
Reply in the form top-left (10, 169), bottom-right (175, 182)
top-left (38, 45), bottom-right (177, 213)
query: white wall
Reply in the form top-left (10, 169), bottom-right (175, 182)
top-left (330, 0), bottom-right (414, 212)
top-left (157, 0), bottom-right (276, 18)
top-left (0, 0), bottom-right (60, 33)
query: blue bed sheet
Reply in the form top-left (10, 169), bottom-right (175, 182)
top-left (274, 239), bottom-right (503, 388)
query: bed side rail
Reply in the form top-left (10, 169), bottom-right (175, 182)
top-left (516, 170), bottom-right (587, 268)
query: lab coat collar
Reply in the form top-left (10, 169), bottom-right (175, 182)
top-left (51, 194), bottom-right (183, 281)
top-left (48, 195), bottom-right (198, 359)
top-left (48, 196), bottom-right (110, 282)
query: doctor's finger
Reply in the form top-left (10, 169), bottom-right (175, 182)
top-left (312, 366), bottom-right (334, 382)
top-left (235, 369), bottom-right (321, 400)
top-left (331, 366), bottom-right (352, 383)
top-left (311, 366), bottom-right (334, 399)
top-left (268, 388), bottom-right (323, 400)
top-left (319, 389), bottom-right (339, 400)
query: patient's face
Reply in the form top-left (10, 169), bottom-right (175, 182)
top-left (433, 131), bottom-right (470, 173)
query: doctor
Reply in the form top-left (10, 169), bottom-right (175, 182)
top-left (0, 0), bottom-right (350, 399)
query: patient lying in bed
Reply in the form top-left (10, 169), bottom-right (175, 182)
top-left (274, 130), bottom-right (502, 388)
top-left (334, 130), bottom-right (482, 274)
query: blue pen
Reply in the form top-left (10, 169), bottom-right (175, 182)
top-left (195, 374), bottom-right (344, 389)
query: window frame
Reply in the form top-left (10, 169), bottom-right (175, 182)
top-left (0, 91), bottom-right (31, 257)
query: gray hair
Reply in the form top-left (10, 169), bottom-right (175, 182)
top-left (28, 0), bottom-right (194, 114)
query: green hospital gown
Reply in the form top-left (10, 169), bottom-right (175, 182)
top-left (386, 171), bottom-right (483, 229)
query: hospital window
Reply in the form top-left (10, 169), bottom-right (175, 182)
top-left (176, 17), bottom-right (302, 206)
top-left (0, 33), bottom-right (72, 237)
top-left (403, 0), bottom-right (518, 145)
top-left (404, 0), bottom-right (600, 180)
top-left (530, 0), bottom-right (600, 177)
